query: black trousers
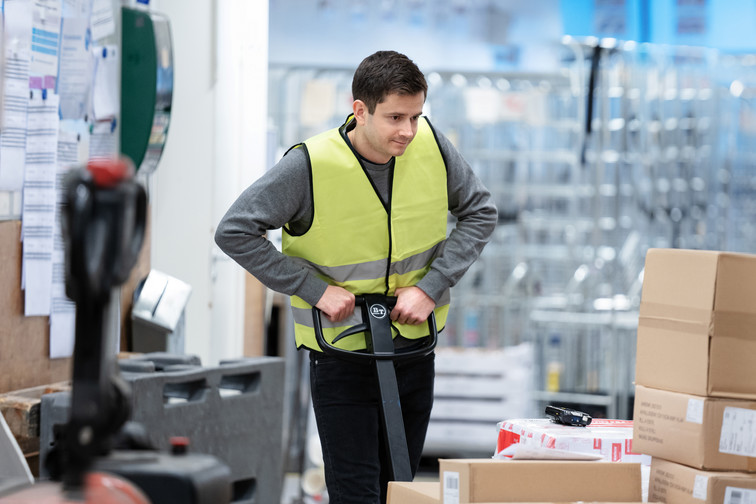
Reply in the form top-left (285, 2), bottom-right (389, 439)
top-left (308, 350), bottom-right (435, 504)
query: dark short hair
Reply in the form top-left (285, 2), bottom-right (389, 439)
top-left (352, 51), bottom-right (428, 114)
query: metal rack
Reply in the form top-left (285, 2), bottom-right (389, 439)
top-left (716, 53), bottom-right (756, 254)
top-left (267, 40), bottom-right (756, 428)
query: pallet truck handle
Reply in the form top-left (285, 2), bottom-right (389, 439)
top-left (311, 294), bottom-right (437, 361)
top-left (310, 293), bottom-right (437, 482)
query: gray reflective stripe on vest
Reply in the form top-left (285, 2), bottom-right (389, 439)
top-left (390, 241), bottom-right (445, 276)
top-left (292, 308), bottom-right (364, 330)
top-left (291, 241), bottom-right (445, 283)
top-left (291, 288), bottom-right (452, 329)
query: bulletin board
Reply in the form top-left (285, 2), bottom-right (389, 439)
top-left (0, 217), bottom-right (150, 394)
top-left (0, 0), bottom-right (148, 393)
top-left (0, 220), bottom-right (70, 393)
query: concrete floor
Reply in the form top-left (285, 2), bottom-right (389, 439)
top-left (279, 458), bottom-right (441, 504)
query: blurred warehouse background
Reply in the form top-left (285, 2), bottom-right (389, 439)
top-left (3, 1), bottom-right (756, 503)
top-left (263, 0), bottom-right (756, 454)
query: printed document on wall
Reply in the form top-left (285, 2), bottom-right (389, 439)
top-left (30, 0), bottom-right (62, 86)
top-left (92, 44), bottom-right (118, 120)
top-left (58, 16), bottom-right (92, 120)
top-left (90, 0), bottom-right (115, 41)
top-left (22, 90), bottom-right (59, 316)
top-left (62, 0), bottom-right (91, 18)
top-left (90, 119), bottom-right (116, 158)
top-left (50, 120), bottom-right (87, 358)
top-left (0, 0), bottom-right (33, 191)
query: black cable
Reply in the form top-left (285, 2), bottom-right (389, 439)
top-left (581, 43), bottom-right (603, 168)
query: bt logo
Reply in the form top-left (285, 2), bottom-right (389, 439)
top-left (369, 305), bottom-right (387, 319)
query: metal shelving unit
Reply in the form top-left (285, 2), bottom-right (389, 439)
top-left (267, 40), bottom-right (756, 434)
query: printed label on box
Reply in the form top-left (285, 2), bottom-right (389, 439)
top-left (719, 407), bottom-right (756, 457)
top-left (693, 475), bottom-right (709, 500)
top-left (725, 486), bottom-right (756, 504)
top-left (443, 471), bottom-right (460, 504)
top-left (686, 398), bottom-right (705, 424)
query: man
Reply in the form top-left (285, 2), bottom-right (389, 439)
top-left (215, 50), bottom-right (497, 503)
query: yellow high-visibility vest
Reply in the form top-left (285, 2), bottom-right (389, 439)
top-left (283, 116), bottom-right (450, 351)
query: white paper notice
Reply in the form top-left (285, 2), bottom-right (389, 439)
top-left (91, 44), bottom-right (118, 120)
top-left (0, 192), bottom-right (22, 218)
top-left (30, 0), bottom-right (62, 83)
top-left (50, 308), bottom-right (75, 357)
top-left (0, 0), bottom-right (33, 191)
top-left (49, 122), bottom-right (85, 358)
top-left (719, 407), bottom-right (756, 457)
top-left (62, 0), bottom-right (91, 18)
top-left (442, 471), bottom-right (460, 504)
top-left (89, 119), bottom-right (117, 158)
top-left (58, 17), bottom-right (93, 120)
top-left (22, 90), bottom-right (59, 316)
top-left (90, 0), bottom-right (115, 41)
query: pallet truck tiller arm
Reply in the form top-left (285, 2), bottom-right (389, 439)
top-left (311, 294), bottom-right (437, 482)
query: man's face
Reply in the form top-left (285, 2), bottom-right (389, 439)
top-left (353, 91), bottom-right (425, 164)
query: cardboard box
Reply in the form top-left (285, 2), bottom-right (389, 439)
top-left (387, 481), bottom-right (646, 504)
top-left (496, 418), bottom-right (645, 463)
top-left (636, 249), bottom-right (756, 399)
top-left (388, 481), bottom-right (440, 504)
top-left (649, 457), bottom-right (756, 504)
top-left (633, 385), bottom-right (756, 472)
top-left (439, 459), bottom-right (642, 503)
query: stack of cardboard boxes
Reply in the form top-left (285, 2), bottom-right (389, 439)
top-left (632, 249), bottom-right (756, 504)
top-left (388, 459), bottom-right (643, 504)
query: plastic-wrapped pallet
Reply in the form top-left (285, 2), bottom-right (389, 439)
top-left (495, 417), bottom-right (648, 464)
top-left (424, 343), bottom-right (535, 456)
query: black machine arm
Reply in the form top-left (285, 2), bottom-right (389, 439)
top-left (55, 158), bottom-right (147, 491)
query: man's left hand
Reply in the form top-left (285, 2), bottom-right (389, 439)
top-left (390, 286), bottom-right (435, 325)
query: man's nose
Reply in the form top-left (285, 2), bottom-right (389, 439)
top-left (399, 119), bottom-right (415, 138)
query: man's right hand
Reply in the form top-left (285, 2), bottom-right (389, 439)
top-left (314, 285), bottom-right (355, 323)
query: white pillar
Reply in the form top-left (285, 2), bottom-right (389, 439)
top-left (210, 0), bottom-right (270, 364)
top-left (148, 0), bottom-right (269, 365)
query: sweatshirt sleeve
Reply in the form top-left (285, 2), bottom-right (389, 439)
top-left (414, 130), bottom-right (498, 302)
top-left (214, 148), bottom-right (329, 306)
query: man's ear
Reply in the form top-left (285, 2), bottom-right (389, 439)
top-left (352, 99), bottom-right (368, 125)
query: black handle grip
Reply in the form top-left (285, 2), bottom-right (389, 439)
top-left (312, 294), bottom-right (437, 362)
